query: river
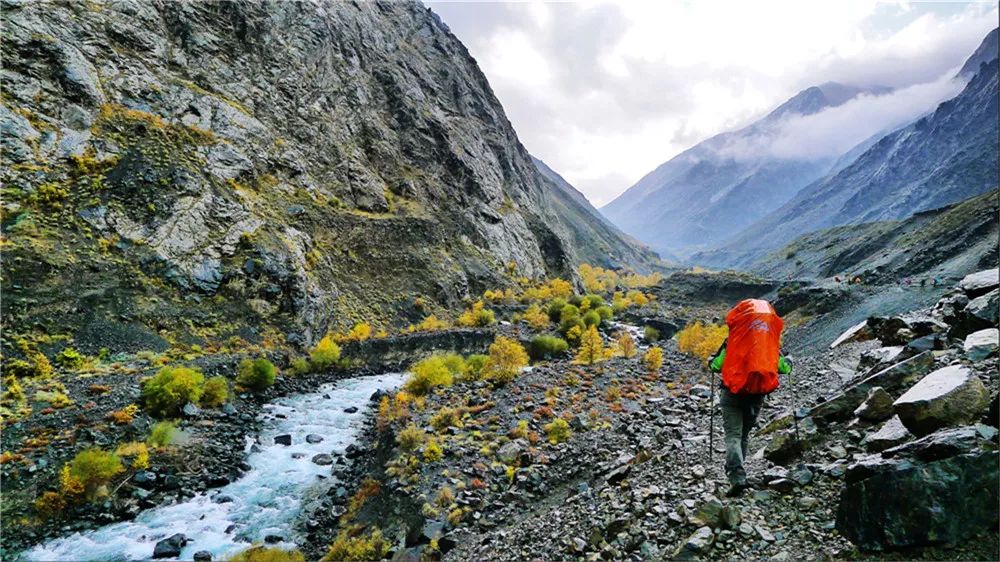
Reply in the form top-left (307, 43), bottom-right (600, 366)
top-left (23, 373), bottom-right (405, 562)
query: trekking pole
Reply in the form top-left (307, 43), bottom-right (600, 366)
top-left (708, 368), bottom-right (715, 463)
top-left (787, 356), bottom-right (799, 441)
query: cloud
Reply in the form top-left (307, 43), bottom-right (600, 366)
top-left (426, 0), bottom-right (998, 206)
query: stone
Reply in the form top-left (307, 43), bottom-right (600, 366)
top-left (671, 526), bottom-right (714, 560)
top-left (311, 454), bottom-right (333, 465)
top-left (966, 289), bottom-right (999, 326)
top-left (883, 425), bottom-right (998, 462)
top-left (768, 478), bottom-right (796, 493)
top-left (720, 505), bottom-right (742, 529)
top-left (497, 439), bottom-right (527, 465)
top-left (152, 534), bottom-right (187, 558)
top-left (344, 406), bottom-right (358, 413)
top-left (963, 328), bottom-right (998, 361)
top-left (569, 414), bottom-right (591, 431)
top-left (182, 402), bottom-right (201, 417)
top-left (861, 416), bottom-right (913, 452)
top-left (837, 449), bottom-right (999, 550)
top-left (133, 471), bottom-right (157, 488)
top-left (688, 497), bottom-right (724, 528)
top-left (893, 365), bottom-right (990, 436)
top-left (853, 387), bottom-right (894, 421)
top-left (958, 268), bottom-right (999, 298)
top-left (193, 551), bottom-right (212, 562)
top-left (762, 466), bottom-right (789, 482)
top-left (755, 526), bottom-right (776, 542)
top-left (273, 434), bottom-right (292, 446)
top-left (764, 417), bottom-right (818, 465)
top-left (306, 434), bottom-right (324, 444)
top-left (828, 444), bottom-right (848, 459)
top-left (789, 465), bottom-right (813, 486)
top-left (830, 320), bottom-right (872, 349)
top-left (857, 346), bottom-right (907, 374)
top-left (689, 384), bottom-right (711, 398)
top-left (810, 352), bottom-right (934, 422)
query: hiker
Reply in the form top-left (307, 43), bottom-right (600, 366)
top-left (709, 299), bottom-right (792, 496)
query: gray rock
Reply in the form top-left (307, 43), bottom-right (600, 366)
top-left (883, 425), bottom-right (998, 462)
top-left (830, 320), bottom-right (872, 349)
top-left (789, 465), bottom-right (813, 486)
top-left (837, 449), bottom-right (999, 550)
top-left (853, 386), bottom-right (894, 421)
top-left (193, 551), bottom-right (212, 562)
top-left (861, 415), bottom-right (913, 452)
top-left (689, 384), bottom-right (711, 398)
top-left (857, 346), bottom-right (907, 374)
top-left (959, 268), bottom-right (999, 297)
top-left (966, 289), bottom-right (999, 325)
top-left (182, 402), bottom-right (201, 417)
top-left (755, 525), bottom-right (776, 542)
top-left (764, 417), bottom-right (819, 465)
top-left (893, 365), bottom-right (990, 436)
top-left (810, 352), bottom-right (934, 422)
top-left (152, 534), bottom-right (187, 559)
top-left (497, 439), bottom-right (527, 465)
top-left (963, 328), bottom-right (998, 361)
top-left (306, 434), bottom-right (324, 444)
top-left (311, 454), bottom-right (333, 466)
top-left (273, 434), bottom-right (292, 446)
top-left (672, 526), bottom-right (714, 560)
top-left (688, 497), bottom-right (724, 528)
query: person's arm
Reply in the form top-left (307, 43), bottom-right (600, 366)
top-left (778, 354), bottom-right (792, 374)
top-left (709, 341), bottom-right (727, 373)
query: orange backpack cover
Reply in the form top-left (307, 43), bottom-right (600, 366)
top-left (722, 299), bottom-right (784, 394)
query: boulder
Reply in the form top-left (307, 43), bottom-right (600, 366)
top-left (893, 365), bottom-right (990, 436)
top-left (671, 526), bottom-right (714, 560)
top-left (963, 328), bottom-right (998, 361)
top-left (830, 320), bottom-right (872, 349)
top-left (883, 425), bottom-right (998, 462)
top-left (931, 291), bottom-right (969, 325)
top-left (853, 387), bottom-right (894, 421)
top-left (193, 551), bottom-right (212, 562)
top-left (810, 352), bottom-right (934, 422)
top-left (311, 454), bottom-right (333, 466)
top-left (836, 449), bottom-right (999, 550)
top-left (497, 439), bottom-right (527, 465)
top-left (152, 534), bottom-right (187, 558)
top-left (764, 417), bottom-right (819, 465)
top-left (958, 268), bottom-right (999, 298)
top-left (966, 289), bottom-right (999, 326)
top-left (857, 346), bottom-right (907, 374)
top-left (306, 434), bottom-right (324, 444)
top-left (861, 416), bottom-right (913, 452)
top-left (688, 497), bottom-right (723, 528)
top-left (273, 434), bottom-right (292, 446)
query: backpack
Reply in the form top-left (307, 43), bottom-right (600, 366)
top-left (721, 299), bottom-right (784, 395)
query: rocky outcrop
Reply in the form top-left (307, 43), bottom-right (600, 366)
top-left (860, 415), bottom-right (912, 452)
top-left (964, 328), bottom-right (999, 362)
top-left (809, 352), bottom-right (934, 422)
top-left (0, 0), bottom-right (652, 351)
top-left (892, 365), bottom-right (990, 436)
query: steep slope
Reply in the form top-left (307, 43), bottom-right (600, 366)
top-left (0, 0), bottom-right (649, 352)
top-left (600, 83), bottom-right (876, 257)
top-left (959, 27), bottom-right (999, 78)
top-left (751, 191), bottom-right (999, 282)
top-left (699, 54), bottom-right (999, 268)
top-left (531, 157), bottom-right (663, 268)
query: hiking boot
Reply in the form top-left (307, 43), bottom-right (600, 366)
top-left (725, 479), bottom-right (748, 497)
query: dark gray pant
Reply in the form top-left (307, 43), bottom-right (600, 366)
top-left (719, 388), bottom-right (765, 485)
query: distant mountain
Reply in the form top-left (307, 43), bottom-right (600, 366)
top-left (959, 27), bottom-right (998, 78)
top-left (601, 82), bottom-right (882, 258)
top-left (697, 49), bottom-right (998, 269)
top-left (532, 157), bottom-right (662, 270)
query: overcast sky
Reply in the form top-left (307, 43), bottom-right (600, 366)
top-left (426, 1), bottom-right (998, 206)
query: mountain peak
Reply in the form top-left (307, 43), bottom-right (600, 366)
top-left (958, 27), bottom-right (999, 78)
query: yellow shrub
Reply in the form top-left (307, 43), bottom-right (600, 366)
top-left (396, 424), bottom-right (426, 451)
top-left (141, 365), bottom-right (204, 417)
top-left (481, 336), bottom-right (529, 385)
top-left (520, 303), bottom-right (550, 330)
top-left (574, 325), bottom-right (606, 365)
top-left (62, 448), bottom-right (124, 500)
top-left (676, 322), bottom-right (729, 363)
top-left (106, 404), bottom-right (139, 425)
top-left (429, 407), bottom-right (462, 431)
top-left (643, 346), bottom-right (664, 372)
top-left (341, 323), bottom-right (372, 342)
top-left (456, 300), bottom-right (495, 327)
top-left (614, 331), bottom-right (637, 358)
top-left (622, 271), bottom-right (663, 288)
top-left (321, 528), bottom-right (390, 562)
top-left (146, 421), bottom-right (176, 448)
top-left (309, 335), bottom-right (341, 370)
top-left (202, 376), bottom-right (229, 407)
top-left (407, 315), bottom-right (448, 333)
top-left (579, 264), bottom-right (619, 293)
top-left (115, 442), bottom-right (150, 470)
top-left (404, 356), bottom-right (454, 396)
top-left (423, 438), bottom-right (443, 462)
top-left (626, 290), bottom-right (650, 307)
top-left (227, 546), bottom-right (306, 562)
top-left (544, 418), bottom-right (571, 444)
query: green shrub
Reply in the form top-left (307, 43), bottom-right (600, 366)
top-left (643, 326), bottom-right (661, 342)
top-left (236, 358), bottom-right (277, 391)
top-left (582, 310), bottom-right (601, 327)
top-left (595, 305), bottom-right (614, 322)
top-left (463, 354), bottom-right (488, 380)
top-left (547, 298), bottom-right (568, 322)
top-left (55, 348), bottom-right (85, 369)
top-left (201, 376), bottom-right (229, 407)
top-left (440, 353), bottom-right (467, 377)
top-left (141, 366), bottom-right (205, 417)
top-left (544, 418), bottom-right (571, 444)
top-left (404, 356), bottom-right (453, 396)
top-left (559, 304), bottom-right (580, 323)
top-left (529, 335), bottom-right (569, 360)
top-left (146, 421), bottom-right (176, 448)
top-left (289, 357), bottom-right (310, 376)
top-left (568, 295), bottom-right (584, 307)
top-left (582, 294), bottom-right (605, 309)
top-left (310, 334), bottom-right (341, 370)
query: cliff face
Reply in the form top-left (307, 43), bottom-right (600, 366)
top-left (1, 0), bottom-right (650, 349)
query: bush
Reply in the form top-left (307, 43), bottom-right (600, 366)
top-left (547, 298), bottom-right (568, 322)
top-left (237, 358), bottom-right (277, 391)
top-left (440, 353), bottom-right (467, 378)
top-left (397, 424), bottom-right (426, 451)
top-left (202, 376), bottom-right (229, 407)
top-left (63, 448), bottom-right (124, 500)
top-left (594, 305), bottom-right (614, 322)
top-left (404, 356), bottom-right (454, 396)
top-left (343, 323), bottom-right (372, 342)
top-left (529, 335), bottom-right (569, 361)
top-left (310, 334), bottom-right (341, 370)
top-left (429, 407), bottom-right (462, 431)
top-left (463, 354), bottom-right (488, 380)
top-left (482, 336), bottom-right (529, 385)
top-left (544, 418), bottom-right (571, 444)
top-left (614, 331), bottom-right (637, 358)
top-left (55, 348), bottom-right (85, 369)
top-left (582, 310), bottom-right (601, 328)
top-left (574, 325), bottom-right (606, 365)
top-left (147, 421), bottom-right (176, 448)
top-left (643, 346), bottom-right (664, 373)
top-left (582, 294), bottom-right (605, 310)
top-left (676, 321), bottom-right (728, 363)
top-left (106, 404), bottom-right (139, 425)
top-left (520, 303), bottom-right (550, 330)
top-left (559, 304), bottom-right (580, 323)
top-left (115, 441), bottom-right (150, 470)
top-left (407, 315), bottom-right (449, 332)
top-left (643, 326), bottom-right (661, 342)
top-left (141, 366), bottom-right (205, 417)
top-left (289, 357), bottom-right (311, 376)
top-left (423, 438), bottom-right (443, 462)
top-left (228, 546), bottom-right (306, 562)
top-left (456, 300), bottom-right (495, 327)
top-left (321, 528), bottom-right (390, 562)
